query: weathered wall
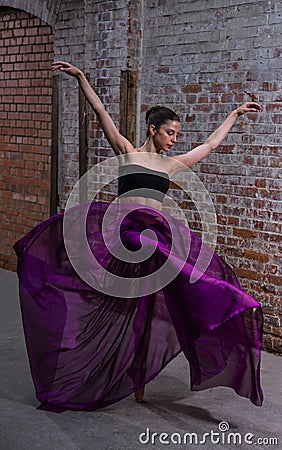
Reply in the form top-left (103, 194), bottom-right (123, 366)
top-left (139, 0), bottom-right (282, 353)
top-left (0, 0), bottom-right (281, 352)
top-left (0, 0), bottom-right (60, 26)
top-left (53, 0), bottom-right (140, 203)
top-left (0, 6), bottom-right (54, 270)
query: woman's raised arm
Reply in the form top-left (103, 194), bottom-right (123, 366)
top-left (172, 102), bottom-right (262, 169)
top-left (51, 61), bottom-right (134, 155)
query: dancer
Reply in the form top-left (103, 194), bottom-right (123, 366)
top-left (14, 61), bottom-right (263, 412)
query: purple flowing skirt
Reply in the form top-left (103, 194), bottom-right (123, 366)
top-left (14, 201), bottom-right (263, 412)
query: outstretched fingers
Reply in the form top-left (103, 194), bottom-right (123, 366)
top-left (51, 61), bottom-right (81, 78)
top-left (51, 61), bottom-right (71, 71)
top-left (245, 102), bottom-right (263, 111)
top-left (237, 102), bottom-right (263, 115)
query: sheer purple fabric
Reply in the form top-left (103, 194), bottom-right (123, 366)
top-left (14, 201), bottom-right (263, 412)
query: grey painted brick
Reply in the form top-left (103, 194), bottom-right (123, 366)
top-left (1, 0), bottom-right (280, 352)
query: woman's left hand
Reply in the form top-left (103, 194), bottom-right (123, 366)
top-left (51, 61), bottom-right (82, 78)
top-left (236, 102), bottom-right (263, 115)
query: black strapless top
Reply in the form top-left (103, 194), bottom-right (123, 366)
top-left (118, 164), bottom-right (170, 202)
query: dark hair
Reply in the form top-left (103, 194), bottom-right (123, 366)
top-left (145, 106), bottom-right (180, 137)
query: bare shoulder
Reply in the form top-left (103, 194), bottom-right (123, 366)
top-left (118, 137), bottom-right (136, 154)
top-left (117, 145), bottom-right (141, 164)
top-left (166, 154), bottom-right (191, 176)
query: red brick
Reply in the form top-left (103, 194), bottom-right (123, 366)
top-left (235, 268), bottom-right (261, 281)
top-left (233, 228), bottom-right (257, 239)
top-left (244, 250), bottom-right (270, 263)
top-left (182, 84), bottom-right (202, 93)
top-left (0, 7), bottom-right (53, 271)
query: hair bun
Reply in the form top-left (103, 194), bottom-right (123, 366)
top-left (145, 105), bottom-right (162, 123)
top-left (144, 105), bottom-right (180, 137)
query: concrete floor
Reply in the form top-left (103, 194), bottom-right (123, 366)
top-left (0, 268), bottom-right (281, 450)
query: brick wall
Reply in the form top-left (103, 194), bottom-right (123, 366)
top-left (140, 0), bottom-right (282, 353)
top-left (87, 0), bottom-right (131, 163)
top-left (0, 0), bottom-right (281, 354)
top-left (52, 0), bottom-right (139, 206)
top-left (75, 0), bottom-right (141, 204)
top-left (0, 0), bottom-right (60, 26)
top-left (0, 7), bottom-right (54, 270)
top-left (52, 0), bottom-right (87, 206)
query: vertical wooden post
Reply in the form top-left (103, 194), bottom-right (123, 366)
top-left (120, 70), bottom-right (137, 146)
top-left (79, 76), bottom-right (89, 203)
top-left (50, 74), bottom-right (59, 216)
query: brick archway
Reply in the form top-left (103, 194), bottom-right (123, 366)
top-left (0, 7), bottom-right (54, 270)
top-left (0, 0), bottom-right (60, 25)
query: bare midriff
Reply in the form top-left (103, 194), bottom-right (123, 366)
top-left (117, 195), bottom-right (163, 211)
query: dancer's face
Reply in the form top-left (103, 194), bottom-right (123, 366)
top-left (151, 120), bottom-right (180, 152)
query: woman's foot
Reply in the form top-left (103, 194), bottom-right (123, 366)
top-left (134, 386), bottom-right (145, 403)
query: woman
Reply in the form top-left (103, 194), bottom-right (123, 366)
top-left (14, 61), bottom-right (263, 412)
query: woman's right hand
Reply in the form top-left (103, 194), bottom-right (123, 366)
top-left (235, 102), bottom-right (262, 115)
top-left (51, 61), bottom-right (82, 78)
